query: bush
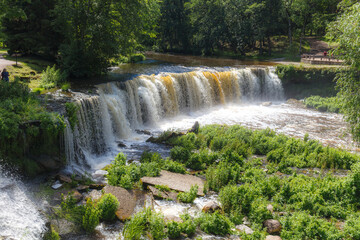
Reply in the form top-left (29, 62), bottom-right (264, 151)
top-left (167, 221), bottom-right (181, 239)
top-left (163, 159), bottom-right (187, 174)
top-left (197, 212), bottom-right (233, 236)
top-left (43, 227), bottom-right (60, 240)
top-left (170, 146), bottom-right (191, 163)
top-left (82, 199), bottom-right (100, 233)
top-left (97, 193), bottom-right (119, 222)
top-left (304, 96), bottom-right (341, 113)
top-left (180, 214), bottom-right (197, 237)
top-left (177, 185), bottom-right (199, 203)
top-left (206, 161), bottom-right (242, 192)
top-left (39, 65), bottom-right (66, 89)
top-left (123, 208), bottom-right (166, 240)
top-left (129, 53), bottom-right (146, 63)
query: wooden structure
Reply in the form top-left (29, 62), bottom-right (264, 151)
top-left (301, 54), bottom-right (344, 65)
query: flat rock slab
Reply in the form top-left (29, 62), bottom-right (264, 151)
top-left (103, 185), bottom-right (136, 221)
top-left (141, 170), bottom-right (204, 196)
top-left (148, 185), bottom-right (178, 200)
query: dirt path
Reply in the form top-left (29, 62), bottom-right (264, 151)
top-left (0, 53), bottom-right (17, 71)
top-left (305, 37), bottom-right (331, 56)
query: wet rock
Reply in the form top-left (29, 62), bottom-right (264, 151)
top-left (89, 183), bottom-right (106, 190)
top-left (188, 121), bottom-right (200, 134)
top-left (92, 170), bottom-right (108, 183)
top-left (86, 189), bottom-right (102, 202)
top-left (37, 156), bottom-right (62, 171)
top-left (103, 185), bottom-right (136, 221)
top-left (235, 224), bottom-right (254, 235)
top-left (51, 219), bottom-right (77, 236)
top-left (136, 129), bottom-right (152, 135)
top-left (67, 190), bottom-right (83, 203)
top-left (76, 185), bottom-right (89, 193)
top-left (262, 102), bottom-right (273, 107)
top-left (51, 181), bottom-right (63, 190)
top-left (267, 204), bottom-right (274, 213)
top-left (266, 235), bottom-right (282, 240)
top-left (202, 201), bottom-right (221, 213)
top-left (116, 141), bottom-right (127, 148)
top-left (141, 170), bottom-right (205, 196)
top-left (243, 216), bottom-right (251, 226)
top-left (264, 219), bottom-right (282, 234)
top-left (146, 132), bottom-right (185, 144)
top-left (148, 185), bottom-right (177, 201)
top-left (57, 174), bottom-right (72, 184)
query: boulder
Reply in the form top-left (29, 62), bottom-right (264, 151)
top-left (264, 219), bottom-right (282, 234)
top-left (202, 201), bottom-right (221, 213)
top-left (235, 224), bottom-right (254, 235)
top-left (266, 235), bottom-right (282, 240)
top-left (116, 141), bottom-right (127, 148)
top-left (57, 174), bottom-right (72, 184)
top-left (141, 170), bottom-right (205, 196)
top-left (86, 190), bottom-right (102, 202)
top-left (146, 132), bottom-right (185, 144)
top-left (262, 102), bottom-right (273, 107)
top-left (135, 129), bottom-right (151, 135)
top-left (37, 156), bottom-right (62, 171)
top-left (92, 170), bottom-right (108, 184)
top-left (188, 121), bottom-right (200, 134)
top-left (51, 181), bottom-right (63, 190)
top-left (267, 204), bottom-right (274, 213)
top-left (148, 185), bottom-right (177, 201)
top-left (89, 183), bottom-right (106, 190)
top-left (243, 216), bottom-right (251, 226)
top-left (67, 190), bottom-right (83, 203)
top-left (76, 185), bottom-right (89, 193)
top-left (103, 185), bottom-right (136, 221)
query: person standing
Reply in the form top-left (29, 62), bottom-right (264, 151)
top-left (1, 68), bottom-right (10, 82)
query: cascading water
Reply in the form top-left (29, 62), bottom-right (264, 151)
top-left (65, 67), bottom-right (284, 169)
top-left (0, 169), bottom-right (45, 240)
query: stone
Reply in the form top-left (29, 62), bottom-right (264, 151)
top-left (76, 185), bottom-right (89, 193)
top-left (116, 141), bottom-right (127, 148)
top-left (148, 185), bottom-right (177, 201)
top-left (135, 129), bottom-right (151, 135)
top-left (243, 216), bottom-right (251, 226)
top-left (92, 170), bottom-right (108, 184)
top-left (57, 174), bottom-right (72, 184)
top-left (51, 181), bottom-right (63, 190)
top-left (89, 183), bottom-right (106, 190)
top-left (264, 219), bottom-right (282, 234)
top-left (50, 219), bottom-right (76, 236)
top-left (235, 224), bottom-right (254, 235)
top-left (103, 185), bottom-right (136, 221)
top-left (202, 201), bottom-right (221, 213)
top-left (267, 204), bottom-right (274, 213)
top-left (141, 170), bottom-right (205, 196)
top-left (67, 190), bottom-right (82, 203)
top-left (262, 102), bottom-right (273, 107)
top-left (266, 235), bottom-right (282, 240)
top-left (37, 156), bottom-right (62, 171)
top-left (188, 121), bottom-right (200, 134)
top-left (86, 190), bottom-right (102, 202)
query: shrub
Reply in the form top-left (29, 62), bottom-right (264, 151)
top-left (197, 212), bottom-right (233, 236)
top-left (123, 208), bottom-right (166, 240)
top-left (170, 146), bottom-right (191, 163)
top-left (163, 159), bottom-right (187, 174)
top-left (180, 214), bottom-right (197, 237)
top-left (167, 221), bottom-right (181, 239)
top-left (82, 199), bottom-right (100, 233)
top-left (206, 161), bottom-right (241, 192)
top-left (344, 214), bottom-right (360, 239)
top-left (177, 185), bottom-right (198, 203)
top-left (39, 65), bottom-right (66, 89)
top-left (43, 227), bottom-right (60, 240)
top-left (97, 193), bottom-right (119, 221)
top-left (304, 96), bottom-right (341, 113)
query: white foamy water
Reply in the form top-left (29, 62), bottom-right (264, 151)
top-left (0, 171), bottom-right (45, 240)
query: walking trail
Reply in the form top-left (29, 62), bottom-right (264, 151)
top-left (0, 53), bottom-right (16, 71)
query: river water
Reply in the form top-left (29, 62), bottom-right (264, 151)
top-left (0, 54), bottom-right (355, 239)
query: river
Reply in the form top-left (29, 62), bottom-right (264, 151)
top-left (0, 54), bottom-right (354, 239)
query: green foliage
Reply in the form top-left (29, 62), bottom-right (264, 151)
top-left (206, 161), bottom-right (242, 192)
top-left (166, 221), bottom-right (181, 239)
top-left (179, 213), bottom-right (197, 237)
top-left (129, 53), bottom-right (146, 63)
top-left (196, 212), bottom-right (233, 236)
top-left (304, 96), bottom-right (342, 113)
top-left (344, 213), bottom-right (360, 239)
top-left (280, 212), bottom-right (342, 240)
top-left (82, 199), bottom-right (100, 233)
top-left (162, 159), bottom-right (187, 174)
top-left (170, 146), bottom-right (191, 163)
top-left (39, 65), bottom-right (66, 89)
top-left (97, 193), bottom-right (119, 222)
top-left (0, 80), bottom-right (65, 174)
top-left (65, 102), bottom-right (79, 131)
top-left (177, 185), bottom-right (198, 203)
top-left (123, 208), bottom-right (166, 240)
top-left (43, 227), bottom-right (60, 240)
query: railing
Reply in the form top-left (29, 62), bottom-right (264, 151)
top-left (301, 54), bottom-right (344, 65)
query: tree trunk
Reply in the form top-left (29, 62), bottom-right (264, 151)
top-left (267, 35), bottom-right (272, 56)
top-left (299, 26), bottom-right (306, 55)
top-left (288, 17), bottom-right (292, 47)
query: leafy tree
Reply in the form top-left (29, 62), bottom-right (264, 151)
top-left (327, 2), bottom-right (360, 141)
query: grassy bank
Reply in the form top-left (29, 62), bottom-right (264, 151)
top-left (276, 64), bottom-right (345, 99)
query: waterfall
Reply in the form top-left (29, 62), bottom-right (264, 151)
top-left (65, 67), bottom-right (284, 168)
top-left (0, 169), bottom-right (45, 240)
